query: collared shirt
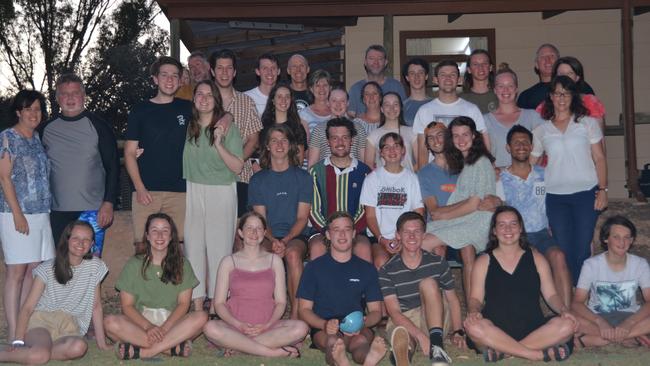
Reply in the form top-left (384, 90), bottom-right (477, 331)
top-left (496, 165), bottom-right (548, 233)
top-left (225, 90), bottom-right (263, 183)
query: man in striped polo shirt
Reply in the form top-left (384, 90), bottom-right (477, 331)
top-left (379, 212), bottom-right (465, 366)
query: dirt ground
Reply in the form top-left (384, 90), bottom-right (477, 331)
top-left (2, 199), bottom-right (650, 364)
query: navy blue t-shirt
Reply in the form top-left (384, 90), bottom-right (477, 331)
top-left (517, 81), bottom-right (595, 109)
top-left (125, 98), bottom-right (191, 192)
top-left (297, 253), bottom-right (382, 320)
top-left (248, 166), bottom-right (313, 237)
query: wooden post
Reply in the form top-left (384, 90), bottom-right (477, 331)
top-left (621, 0), bottom-right (646, 201)
top-left (170, 18), bottom-right (181, 60)
top-left (383, 15), bottom-right (393, 76)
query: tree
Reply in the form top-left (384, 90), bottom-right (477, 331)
top-left (0, 0), bottom-right (111, 110)
top-left (83, 0), bottom-right (168, 137)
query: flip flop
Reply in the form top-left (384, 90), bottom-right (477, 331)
top-left (542, 343), bottom-right (571, 362)
top-left (483, 347), bottom-right (505, 362)
top-left (115, 342), bottom-right (140, 360)
top-left (170, 340), bottom-right (192, 357)
top-left (281, 345), bottom-right (301, 358)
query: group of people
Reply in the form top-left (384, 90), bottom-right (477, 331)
top-left (0, 39), bottom-right (649, 366)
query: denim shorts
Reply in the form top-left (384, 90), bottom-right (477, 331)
top-left (527, 228), bottom-right (558, 255)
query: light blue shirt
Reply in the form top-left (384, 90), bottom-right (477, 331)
top-left (496, 165), bottom-right (548, 233)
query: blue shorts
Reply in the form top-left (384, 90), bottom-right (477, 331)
top-left (527, 229), bottom-right (557, 255)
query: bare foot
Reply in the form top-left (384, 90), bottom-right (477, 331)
top-left (363, 336), bottom-right (387, 366)
top-left (637, 335), bottom-right (650, 348)
top-left (331, 338), bottom-right (351, 366)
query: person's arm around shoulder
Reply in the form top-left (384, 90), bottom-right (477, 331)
top-left (0, 144), bottom-right (28, 234)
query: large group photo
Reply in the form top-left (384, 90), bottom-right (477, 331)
top-left (1, 1), bottom-right (650, 365)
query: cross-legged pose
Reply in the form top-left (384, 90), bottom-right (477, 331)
top-left (104, 213), bottom-right (207, 360)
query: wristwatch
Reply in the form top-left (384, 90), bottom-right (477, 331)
top-left (598, 187), bottom-right (608, 192)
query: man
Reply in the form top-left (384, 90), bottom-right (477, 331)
top-left (360, 133), bottom-right (424, 269)
top-left (298, 211), bottom-right (387, 366)
top-left (307, 87), bottom-right (367, 167)
top-left (460, 49), bottom-right (498, 114)
top-left (348, 45), bottom-right (407, 118)
top-left (209, 49), bottom-right (263, 216)
top-left (41, 74), bottom-right (119, 254)
top-left (496, 125), bottom-right (573, 307)
top-left (246, 53), bottom-right (281, 116)
top-left (402, 58), bottom-right (432, 126)
top-left (124, 56), bottom-right (192, 252)
top-left (248, 124), bottom-right (312, 319)
top-left (287, 53), bottom-right (312, 111)
top-left (379, 211), bottom-right (465, 366)
top-left (175, 51), bottom-right (211, 100)
top-left (413, 60), bottom-right (490, 169)
top-left (417, 122), bottom-right (458, 257)
top-left (309, 117), bottom-right (372, 262)
top-left (516, 43), bottom-right (596, 109)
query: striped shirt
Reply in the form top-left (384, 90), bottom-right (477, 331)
top-left (33, 257), bottom-right (108, 335)
top-left (379, 251), bottom-right (454, 312)
top-left (309, 157), bottom-right (370, 232)
top-left (225, 91), bottom-right (263, 183)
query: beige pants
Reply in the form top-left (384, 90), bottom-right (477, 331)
top-left (131, 191), bottom-right (186, 243)
top-left (184, 181), bottom-right (237, 300)
top-left (27, 310), bottom-right (80, 341)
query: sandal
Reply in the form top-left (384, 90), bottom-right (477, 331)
top-left (281, 345), bottom-right (301, 358)
top-left (483, 347), bottom-right (505, 362)
top-left (170, 340), bottom-right (192, 357)
top-left (115, 342), bottom-right (140, 360)
top-left (542, 343), bottom-right (571, 362)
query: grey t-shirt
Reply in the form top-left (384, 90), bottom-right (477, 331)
top-left (348, 77), bottom-right (407, 115)
top-left (403, 97), bottom-right (432, 127)
top-left (42, 115), bottom-right (105, 211)
top-left (484, 109), bottom-right (544, 167)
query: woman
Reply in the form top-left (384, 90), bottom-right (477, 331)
top-left (354, 81), bottom-right (382, 136)
top-left (299, 69), bottom-right (332, 134)
top-left (260, 84), bottom-right (309, 165)
top-left (0, 221), bottom-right (109, 364)
top-left (0, 90), bottom-right (54, 342)
top-left (424, 117), bottom-right (498, 304)
top-left (464, 206), bottom-right (577, 362)
top-left (536, 57), bottom-right (606, 139)
top-left (183, 80), bottom-right (243, 313)
top-left (572, 215), bottom-right (650, 348)
top-left (483, 65), bottom-right (544, 167)
top-left (104, 213), bottom-right (207, 360)
top-left (364, 92), bottom-right (417, 171)
top-left (203, 212), bottom-right (308, 357)
top-left (531, 75), bottom-right (607, 285)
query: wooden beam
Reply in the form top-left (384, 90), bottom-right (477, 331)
top-left (159, 0), bottom-right (650, 19)
top-left (384, 15), bottom-right (393, 75)
top-left (448, 13), bottom-right (462, 23)
top-left (541, 10), bottom-right (566, 19)
top-left (621, 0), bottom-right (646, 201)
top-left (169, 18), bottom-right (181, 60)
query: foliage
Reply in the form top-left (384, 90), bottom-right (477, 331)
top-left (83, 0), bottom-right (168, 137)
top-left (0, 0), bottom-right (111, 111)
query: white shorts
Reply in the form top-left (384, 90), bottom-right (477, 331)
top-left (0, 212), bottom-right (55, 264)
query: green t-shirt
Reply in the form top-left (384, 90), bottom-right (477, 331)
top-left (115, 256), bottom-right (199, 312)
top-left (182, 124), bottom-right (243, 185)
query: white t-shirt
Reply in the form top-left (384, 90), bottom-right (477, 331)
top-left (412, 97), bottom-right (487, 135)
top-left (366, 126), bottom-right (417, 171)
top-left (244, 86), bottom-right (268, 117)
top-left (360, 166), bottom-right (423, 239)
top-left (577, 252), bottom-right (650, 314)
top-left (531, 115), bottom-right (603, 194)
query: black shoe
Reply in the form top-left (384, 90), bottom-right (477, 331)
top-left (430, 344), bottom-right (452, 366)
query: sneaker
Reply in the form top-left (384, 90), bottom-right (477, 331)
top-left (430, 344), bottom-right (452, 366)
top-left (390, 326), bottom-right (411, 366)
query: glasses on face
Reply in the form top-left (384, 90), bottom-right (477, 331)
top-left (551, 91), bottom-right (571, 99)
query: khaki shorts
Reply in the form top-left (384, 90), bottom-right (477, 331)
top-left (131, 191), bottom-right (186, 243)
top-left (386, 307), bottom-right (429, 341)
top-left (27, 311), bottom-right (80, 341)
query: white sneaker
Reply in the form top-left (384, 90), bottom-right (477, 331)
top-left (390, 326), bottom-right (411, 366)
top-left (430, 344), bottom-right (452, 366)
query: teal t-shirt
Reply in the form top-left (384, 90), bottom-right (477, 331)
top-left (115, 256), bottom-right (199, 312)
top-left (182, 124), bottom-right (243, 185)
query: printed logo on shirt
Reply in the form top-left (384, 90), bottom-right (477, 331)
top-left (177, 115), bottom-right (186, 126)
top-left (349, 278), bottom-right (360, 282)
top-left (377, 187), bottom-right (407, 208)
top-left (441, 184), bottom-right (456, 193)
top-left (276, 191), bottom-right (288, 197)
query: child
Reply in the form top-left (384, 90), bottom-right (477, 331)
top-left (104, 213), bottom-right (207, 360)
top-left (0, 220), bottom-right (110, 364)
